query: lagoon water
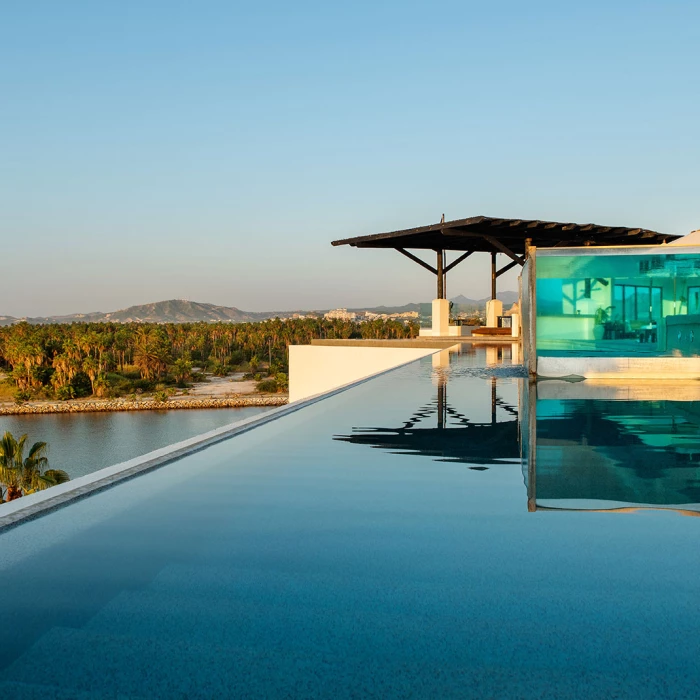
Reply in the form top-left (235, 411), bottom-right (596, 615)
top-left (0, 407), bottom-right (270, 479)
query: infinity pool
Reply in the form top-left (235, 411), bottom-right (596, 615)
top-left (1, 347), bottom-right (699, 698)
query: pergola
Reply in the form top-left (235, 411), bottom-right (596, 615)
top-left (332, 215), bottom-right (677, 300)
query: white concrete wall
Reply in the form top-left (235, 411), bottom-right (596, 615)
top-left (537, 379), bottom-right (700, 401)
top-left (289, 346), bottom-right (437, 402)
top-left (538, 355), bottom-right (700, 380)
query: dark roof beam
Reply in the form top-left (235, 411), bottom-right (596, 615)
top-left (395, 248), bottom-right (438, 275)
top-left (444, 250), bottom-right (474, 274)
top-left (495, 259), bottom-right (520, 278)
top-left (443, 228), bottom-right (526, 264)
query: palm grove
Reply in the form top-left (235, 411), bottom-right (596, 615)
top-left (0, 318), bottom-right (419, 402)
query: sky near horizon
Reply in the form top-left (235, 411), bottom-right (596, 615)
top-left (1, 1), bottom-right (698, 317)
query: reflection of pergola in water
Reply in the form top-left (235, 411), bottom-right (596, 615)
top-left (334, 376), bottom-right (519, 469)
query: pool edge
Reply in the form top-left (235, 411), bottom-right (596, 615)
top-left (0, 351), bottom-right (441, 533)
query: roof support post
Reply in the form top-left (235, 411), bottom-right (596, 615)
top-left (437, 250), bottom-right (445, 299)
top-left (491, 252), bottom-right (497, 300)
top-left (437, 382), bottom-right (446, 430)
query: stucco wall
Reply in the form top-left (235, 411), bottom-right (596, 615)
top-left (288, 345), bottom-right (437, 402)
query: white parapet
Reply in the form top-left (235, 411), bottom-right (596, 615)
top-left (288, 345), bottom-right (438, 402)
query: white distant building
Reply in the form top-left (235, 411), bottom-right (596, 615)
top-left (364, 311), bottom-right (419, 321)
top-left (324, 308), bottom-right (357, 321)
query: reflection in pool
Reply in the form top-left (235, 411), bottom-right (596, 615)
top-left (336, 347), bottom-right (700, 516)
top-left (334, 368), bottom-right (520, 468)
top-left (524, 381), bottom-right (700, 515)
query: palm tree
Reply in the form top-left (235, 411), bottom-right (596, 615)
top-left (82, 356), bottom-right (99, 393)
top-left (0, 431), bottom-right (69, 502)
top-left (133, 328), bottom-right (171, 380)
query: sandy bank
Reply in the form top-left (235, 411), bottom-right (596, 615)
top-left (0, 395), bottom-right (288, 416)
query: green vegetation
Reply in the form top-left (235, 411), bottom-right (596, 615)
top-left (0, 431), bottom-right (69, 502)
top-left (0, 318), bottom-right (418, 401)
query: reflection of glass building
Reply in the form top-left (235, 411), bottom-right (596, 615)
top-left (522, 381), bottom-right (700, 515)
top-left (522, 243), bottom-right (700, 378)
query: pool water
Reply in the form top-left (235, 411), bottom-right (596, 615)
top-left (1, 347), bottom-right (699, 698)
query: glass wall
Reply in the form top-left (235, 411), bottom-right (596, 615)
top-left (536, 251), bottom-right (700, 357)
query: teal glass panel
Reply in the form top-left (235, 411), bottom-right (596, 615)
top-left (624, 285), bottom-right (635, 323)
top-left (652, 287), bottom-right (662, 320)
top-left (689, 286), bottom-right (700, 315)
top-left (536, 252), bottom-right (700, 357)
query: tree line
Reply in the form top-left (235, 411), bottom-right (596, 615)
top-left (0, 318), bottom-right (419, 401)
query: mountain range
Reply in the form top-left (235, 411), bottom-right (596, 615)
top-left (0, 292), bottom-right (519, 326)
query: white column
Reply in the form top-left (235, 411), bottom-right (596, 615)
top-left (511, 312), bottom-right (520, 338)
top-left (486, 299), bottom-right (503, 327)
top-left (432, 298), bottom-right (450, 336)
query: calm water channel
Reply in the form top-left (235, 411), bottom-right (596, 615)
top-left (0, 407), bottom-right (270, 479)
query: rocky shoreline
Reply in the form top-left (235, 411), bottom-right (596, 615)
top-left (0, 395), bottom-right (288, 415)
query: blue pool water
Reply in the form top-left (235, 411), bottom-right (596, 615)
top-left (1, 347), bottom-right (699, 698)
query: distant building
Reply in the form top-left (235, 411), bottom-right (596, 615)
top-left (324, 308), bottom-right (357, 321)
top-left (362, 311), bottom-right (419, 321)
top-left (323, 308), bottom-right (418, 323)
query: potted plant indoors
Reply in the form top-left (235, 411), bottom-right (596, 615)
top-left (593, 306), bottom-right (609, 341)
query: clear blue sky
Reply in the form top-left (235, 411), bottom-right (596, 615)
top-left (1, 1), bottom-right (698, 316)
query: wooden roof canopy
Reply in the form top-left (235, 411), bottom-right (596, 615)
top-left (332, 215), bottom-right (679, 300)
top-left (332, 215), bottom-right (676, 253)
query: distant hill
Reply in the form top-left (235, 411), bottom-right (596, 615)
top-left (350, 293), bottom-right (519, 315)
top-left (4, 300), bottom-right (289, 326)
top-left (348, 303), bottom-right (421, 314)
top-left (450, 291), bottom-right (519, 307)
top-left (1, 292), bottom-right (520, 326)
top-left (90, 300), bottom-right (267, 324)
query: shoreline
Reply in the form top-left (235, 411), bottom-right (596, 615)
top-left (0, 395), bottom-right (288, 416)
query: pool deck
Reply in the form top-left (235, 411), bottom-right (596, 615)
top-left (311, 336), bottom-right (519, 347)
